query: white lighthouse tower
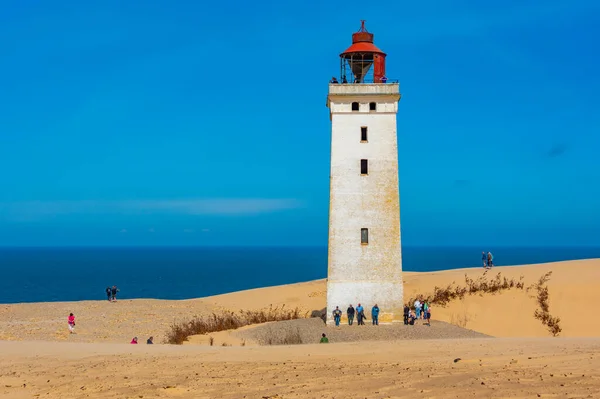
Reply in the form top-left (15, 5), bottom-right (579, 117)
top-left (326, 21), bottom-right (403, 324)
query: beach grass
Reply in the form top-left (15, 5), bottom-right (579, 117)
top-left (166, 305), bottom-right (307, 344)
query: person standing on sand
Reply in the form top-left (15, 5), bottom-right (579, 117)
top-left (414, 299), bottom-right (421, 319)
top-left (371, 304), bottom-right (380, 325)
top-left (68, 313), bottom-right (76, 334)
top-left (482, 251), bottom-right (488, 268)
top-left (111, 285), bottom-right (119, 302)
top-left (403, 304), bottom-right (410, 325)
top-left (320, 333), bottom-right (329, 343)
top-left (332, 306), bottom-right (342, 326)
top-left (105, 287), bottom-right (111, 301)
top-left (425, 304), bottom-right (431, 326)
top-left (347, 304), bottom-right (355, 325)
top-left (487, 252), bottom-right (494, 268)
top-left (356, 303), bottom-right (365, 325)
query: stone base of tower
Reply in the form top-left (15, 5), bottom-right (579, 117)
top-left (326, 280), bottom-right (404, 325)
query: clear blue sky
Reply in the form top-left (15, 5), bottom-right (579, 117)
top-left (1, 0), bottom-right (599, 247)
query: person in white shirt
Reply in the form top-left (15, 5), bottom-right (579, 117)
top-left (414, 299), bottom-right (421, 319)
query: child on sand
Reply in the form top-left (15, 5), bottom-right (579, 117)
top-left (320, 333), bottom-right (329, 343)
top-left (408, 311), bottom-right (416, 325)
top-left (131, 337), bottom-right (138, 344)
top-left (68, 313), bottom-right (76, 334)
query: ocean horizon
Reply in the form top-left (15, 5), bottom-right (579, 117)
top-left (1, 245), bottom-right (599, 304)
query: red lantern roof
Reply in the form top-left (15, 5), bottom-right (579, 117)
top-left (340, 21), bottom-right (386, 57)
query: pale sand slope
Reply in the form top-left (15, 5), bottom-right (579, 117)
top-left (1, 337), bottom-right (600, 398)
top-left (1, 259), bottom-right (599, 344)
top-left (0, 280), bottom-right (326, 344)
top-left (404, 258), bottom-right (600, 337)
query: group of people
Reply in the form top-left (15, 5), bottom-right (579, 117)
top-left (330, 75), bottom-right (388, 84)
top-left (131, 336), bottom-right (153, 344)
top-left (332, 303), bottom-right (381, 326)
top-left (105, 285), bottom-right (120, 302)
top-left (405, 299), bottom-right (431, 326)
top-left (482, 251), bottom-right (494, 269)
top-left (69, 285), bottom-right (155, 342)
top-left (66, 312), bottom-right (154, 344)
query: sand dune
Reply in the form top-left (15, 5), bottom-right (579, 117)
top-left (2, 259), bottom-right (598, 343)
top-left (1, 259), bottom-right (600, 397)
top-left (405, 259), bottom-right (600, 337)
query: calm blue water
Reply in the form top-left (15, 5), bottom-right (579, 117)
top-left (0, 246), bottom-right (599, 304)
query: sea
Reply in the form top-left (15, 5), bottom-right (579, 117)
top-left (0, 246), bottom-right (599, 304)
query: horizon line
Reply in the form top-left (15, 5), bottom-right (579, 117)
top-left (1, 244), bottom-right (599, 249)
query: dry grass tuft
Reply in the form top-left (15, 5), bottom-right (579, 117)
top-left (531, 272), bottom-right (562, 337)
top-left (407, 272), bottom-right (526, 307)
top-left (165, 305), bottom-right (307, 345)
top-left (258, 327), bottom-right (303, 346)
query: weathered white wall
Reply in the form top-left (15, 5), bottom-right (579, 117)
top-left (326, 84), bottom-right (403, 324)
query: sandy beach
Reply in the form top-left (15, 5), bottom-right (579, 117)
top-left (2, 259), bottom-right (600, 398)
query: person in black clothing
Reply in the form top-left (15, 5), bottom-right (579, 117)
top-left (105, 287), bottom-right (111, 301)
top-left (147, 336), bottom-right (154, 344)
top-left (347, 304), bottom-right (355, 325)
top-left (111, 285), bottom-right (119, 302)
top-left (408, 311), bottom-right (416, 325)
top-left (403, 304), bottom-right (410, 325)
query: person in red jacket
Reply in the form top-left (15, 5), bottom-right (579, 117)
top-left (68, 313), bottom-right (76, 334)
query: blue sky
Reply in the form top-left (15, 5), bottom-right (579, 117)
top-left (0, 0), bottom-right (599, 247)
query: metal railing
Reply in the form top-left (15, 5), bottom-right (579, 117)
top-left (329, 78), bottom-right (399, 84)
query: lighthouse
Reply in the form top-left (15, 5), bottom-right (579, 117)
top-left (326, 21), bottom-right (403, 324)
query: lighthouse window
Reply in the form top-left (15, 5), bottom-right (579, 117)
top-left (351, 102), bottom-right (359, 111)
top-left (361, 228), bottom-right (369, 244)
top-left (369, 102), bottom-right (377, 111)
top-left (361, 127), bottom-right (368, 142)
top-left (360, 159), bottom-right (368, 175)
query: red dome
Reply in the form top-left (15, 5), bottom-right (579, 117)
top-left (340, 22), bottom-right (386, 57)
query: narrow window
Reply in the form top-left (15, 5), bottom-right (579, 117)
top-left (369, 102), bottom-right (377, 111)
top-left (351, 102), bottom-right (359, 111)
top-left (360, 159), bottom-right (368, 175)
top-left (361, 228), bottom-right (369, 244)
top-left (360, 127), bottom-right (368, 142)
